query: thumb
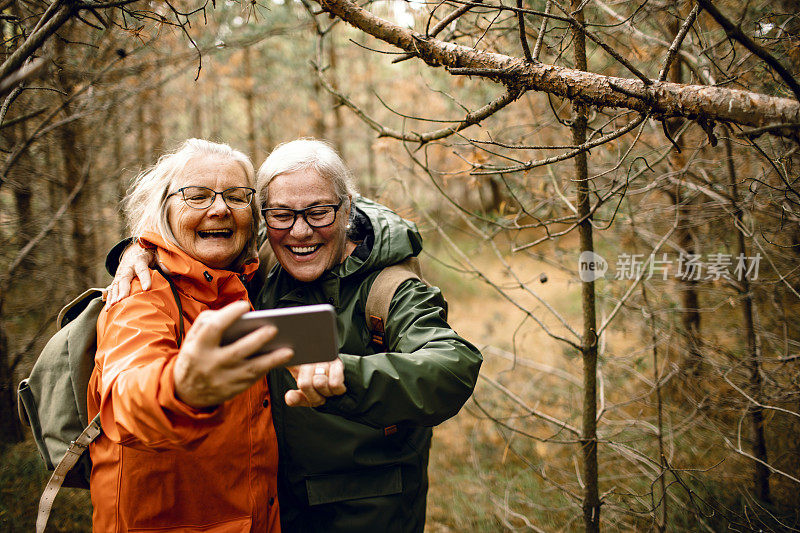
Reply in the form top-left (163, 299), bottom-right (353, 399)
top-left (285, 389), bottom-right (310, 407)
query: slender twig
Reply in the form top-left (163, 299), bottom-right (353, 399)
top-left (594, 0), bottom-right (706, 79)
top-left (0, 106), bottom-right (47, 130)
top-left (0, 50), bottom-right (129, 191)
top-left (552, 0), bottom-right (652, 83)
top-left (0, 57), bottom-right (47, 96)
top-left (485, 345), bottom-right (583, 386)
top-left (393, 0), bottom-right (483, 64)
top-left (737, 122), bottom-right (800, 138)
top-left (0, 85), bottom-right (23, 126)
top-left (722, 436), bottom-right (800, 484)
top-left (516, 0), bottom-right (532, 62)
top-left (10, 315), bottom-right (56, 372)
top-left (471, 113), bottom-right (646, 176)
top-left (316, 61), bottom-right (520, 144)
top-left (657, 3), bottom-right (700, 82)
top-left (697, 0), bottom-right (800, 101)
top-left (398, 176), bottom-right (585, 348)
top-left (480, 374), bottom-right (581, 435)
top-left (531, 0), bottom-right (551, 61)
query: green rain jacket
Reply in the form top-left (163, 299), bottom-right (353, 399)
top-left (256, 197), bottom-right (482, 533)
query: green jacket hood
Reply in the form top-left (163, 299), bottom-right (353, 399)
top-left (334, 196), bottom-right (423, 279)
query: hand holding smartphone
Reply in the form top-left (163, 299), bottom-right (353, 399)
top-left (220, 304), bottom-right (339, 366)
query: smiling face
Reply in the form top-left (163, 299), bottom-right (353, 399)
top-left (266, 169), bottom-right (354, 283)
top-left (166, 155), bottom-right (253, 270)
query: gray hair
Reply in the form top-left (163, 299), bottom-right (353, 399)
top-left (256, 138), bottom-right (358, 209)
top-left (124, 138), bottom-right (259, 269)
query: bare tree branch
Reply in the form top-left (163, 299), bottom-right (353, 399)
top-left (0, 2), bottom-right (74, 86)
top-left (697, 0), bottom-right (800, 102)
top-left (0, 166), bottom-right (89, 294)
top-left (314, 0), bottom-right (800, 131)
top-left (316, 65), bottom-right (520, 144)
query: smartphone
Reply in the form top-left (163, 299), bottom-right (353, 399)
top-left (221, 304), bottom-right (339, 365)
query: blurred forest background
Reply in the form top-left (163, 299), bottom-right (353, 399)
top-left (1, 0), bottom-right (799, 530)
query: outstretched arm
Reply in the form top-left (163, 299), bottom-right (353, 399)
top-left (318, 280), bottom-right (482, 428)
top-left (94, 299), bottom-right (294, 449)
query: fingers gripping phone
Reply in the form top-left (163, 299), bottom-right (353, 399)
top-left (221, 304), bottom-right (339, 365)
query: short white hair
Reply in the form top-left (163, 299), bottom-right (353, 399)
top-left (124, 138), bottom-right (259, 268)
top-left (256, 138), bottom-right (358, 208)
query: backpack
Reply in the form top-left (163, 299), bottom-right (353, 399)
top-left (366, 257), bottom-right (433, 349)
top-left (17, 269), bottom-right (184, 533)
top-left (16, 258), bottom-right (424, 532)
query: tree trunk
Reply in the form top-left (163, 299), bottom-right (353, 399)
top-left (151, 74), bottom-right (164, 154)
top-left (138, 87), bottom-right (148, 162)
top-left (210, 68), bottom-right (221, 141)
top-left (641, 285), bottom-right (667, 532)
top-left (328, 42), bottom-right (344, 154)
top-left (10, 120), bottom-right (36, 272)
top-left (312, 74), bottom-right (327, 140)
top-left (724, 134), bottom-right (771, 503)
top-left (54, 32), bottom-right (95, 288)
top-left (112, 105), bottom-right (127, 238)
top-left (664, 13), bottom-right (702, 371)
top-left (571, 1), bottom-right (600, 530)
top-left (190, 79), bottom-right (203, 138)
top-left (243, 47), bottom-right (258, 162)
top-left (0, 305), bottom-right (24, 447)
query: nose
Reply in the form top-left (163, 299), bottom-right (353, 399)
top-left (206, 193), bottom-right (230, 216)
top-left (289, 214), bottom-right (314, 239)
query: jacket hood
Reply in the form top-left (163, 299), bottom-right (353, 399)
top-left (139, 230), bottom-right (259, 305)
top-left (334, 196), bottom-right (423, 278)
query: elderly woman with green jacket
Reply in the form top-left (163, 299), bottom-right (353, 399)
top-left (109, 138), bottom-right (482, 532)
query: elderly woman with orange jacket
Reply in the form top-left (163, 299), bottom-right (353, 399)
top-left (87, 139), bottom-right (292, 532)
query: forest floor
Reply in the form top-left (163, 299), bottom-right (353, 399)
top-left (424, 246), bottom-right (585, 532)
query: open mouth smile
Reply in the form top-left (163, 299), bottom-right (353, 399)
top-left (198, 229), bottom-right (233, 238)
top-left (287, 244), bottom-right (322, 256)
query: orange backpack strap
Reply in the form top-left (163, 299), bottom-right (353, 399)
top-left (365, 258), bottom-right (425, 350)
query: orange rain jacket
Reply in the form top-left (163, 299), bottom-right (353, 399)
top-left (88, 231), bottom-right (281, 532)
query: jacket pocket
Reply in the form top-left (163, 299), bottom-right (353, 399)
top-left (305, 464), bottom-right (402, 506)
top-left (129, 515), bottom-right (252, 532)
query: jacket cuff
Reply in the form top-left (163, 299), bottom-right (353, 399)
top-left (314, 354), bottom-right (359, 416)
top-left (158, 357), bottom-right (222, 421)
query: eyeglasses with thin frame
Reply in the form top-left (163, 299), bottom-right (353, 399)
top-left (167, 186), bottom-right (256, 210)
top-left (261, 201), bottom-right (343, 230)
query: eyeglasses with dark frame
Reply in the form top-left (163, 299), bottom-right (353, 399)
top-left (167, 186), bottom-right (256, 210)
top-left (261, 201), bottom-right (344, 230)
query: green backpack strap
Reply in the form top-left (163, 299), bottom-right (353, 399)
top-left (35, 414), bottom-right (101, 533)
top-left (365, 257), bottom-right (426, 350)
top-left (31, 269), bottom-right (185, 533)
